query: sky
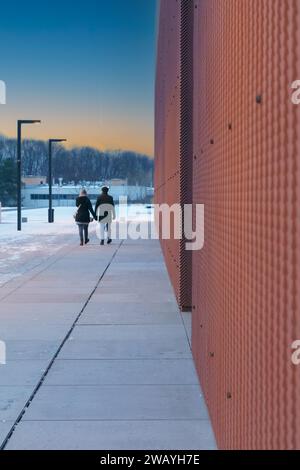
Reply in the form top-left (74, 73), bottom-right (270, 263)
top-left (0, 0), bottom-right (157, 156)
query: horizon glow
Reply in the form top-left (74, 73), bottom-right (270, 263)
top-left (0, 0), bottom-right (157, 157)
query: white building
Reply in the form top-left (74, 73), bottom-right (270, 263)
top-left (22, 183), bottom-right (153, 209)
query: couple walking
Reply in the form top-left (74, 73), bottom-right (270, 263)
top-left (75, 186), bottom-right (116, 246)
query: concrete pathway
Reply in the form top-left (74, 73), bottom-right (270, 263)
top-left (0, 238), bottom-right (216, 450)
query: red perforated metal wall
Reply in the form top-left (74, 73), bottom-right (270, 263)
top-left (156, 0), bottom-right (300, 450)
top-left (192, 0), bottom-right (300, 449)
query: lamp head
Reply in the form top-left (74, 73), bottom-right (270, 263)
top-left (49, 138), bottom-right (67, 143)
top-left (18, 120), bottom-right (41, 125)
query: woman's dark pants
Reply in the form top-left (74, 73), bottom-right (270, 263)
top-left (78, 224), bottom-right (88, 244)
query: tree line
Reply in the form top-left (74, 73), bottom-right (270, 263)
top-left (0, 135), bottom-right (154, 205)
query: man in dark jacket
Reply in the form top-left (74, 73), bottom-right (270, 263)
top-left (95, 186), bottom-right (116, 245)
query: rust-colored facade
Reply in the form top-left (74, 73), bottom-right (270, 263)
top-left (155, 0), bottom-right (300, 450)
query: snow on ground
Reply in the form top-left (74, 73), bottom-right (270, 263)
top-left (0, 207), bottom-right (76, 286)
top-left (0, 205), bottom-right (154, 287)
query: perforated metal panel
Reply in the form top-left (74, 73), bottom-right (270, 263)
top-left (192, 0), bottom-right (300, 450)
top-left (155, 0), bottom-right (193, 310)
top-left (179, 0), bottom-right (194, 309)
top-left (156, 0), bottom-right (300, 450)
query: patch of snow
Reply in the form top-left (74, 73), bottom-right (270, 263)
top-left (0, 205), bottom-right (154, 287)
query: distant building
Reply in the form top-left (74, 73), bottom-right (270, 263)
top-left (22, 176), bottom-right (47, 186)
top-left (22, 182), bottom-right (153, 208)
top-left (109, 178), bottom-right (128, 186)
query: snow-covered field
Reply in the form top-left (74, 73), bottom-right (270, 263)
top-left (0, 205), bottom-right (154, 287)
top-left (0, 207), bottom-right (76, 286)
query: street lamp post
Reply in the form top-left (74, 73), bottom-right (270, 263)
top-left (17, 120), bottom-right (41, 231)
top-left (48, 139), bottom-right (67, 223)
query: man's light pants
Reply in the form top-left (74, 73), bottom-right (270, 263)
top-left (99, 222), bottom-right (112, 240)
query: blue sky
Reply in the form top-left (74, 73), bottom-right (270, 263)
top-left (0, 0), bottom-right (157, 155)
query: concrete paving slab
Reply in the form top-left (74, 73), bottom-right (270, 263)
top-left (25, 280), bottom-right (99, 287)
top-left (90, 293), bottom-right (178, 304)
top-left (60, 325), bottom-right (192, 359)
top-left (0, 386), bottom-right (33, 421)
top-left (78, 309), bottom-right (182, 325)
top-left (94, 286), bottom-right (175, 297)
top-left (4, 340), bottom-right (61, 361)
top-left (70, 324), bottom-right (188, 341)
top-left (0, 313), bottom-right (80, 326)
top-left (1, 293), bottom-right (89, 303)
top-left (82, 302), bottom-right (180, 315)
top-left (59, 339), bottom-right (192, 360)
top-left (0, 361), bottom-right (47, 386)
top-left (0, 304), bottom-right (83, 329)
top-left (0, 324), bottom-right (71, 341)
top-left (13, 288), bottom-right (93, 295)
top-left (44, 359), bottom-right (199, 386)
top-left (23, 385), bottom-right (209, 421)
top-left (6, 420), bottom-right (217, 450)
top-left (102, 273), bottom-right (171, 281)
top-left (0, 303), bottom-right (83, 317)
top-left (0, 422), bottom-right (13, 446)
